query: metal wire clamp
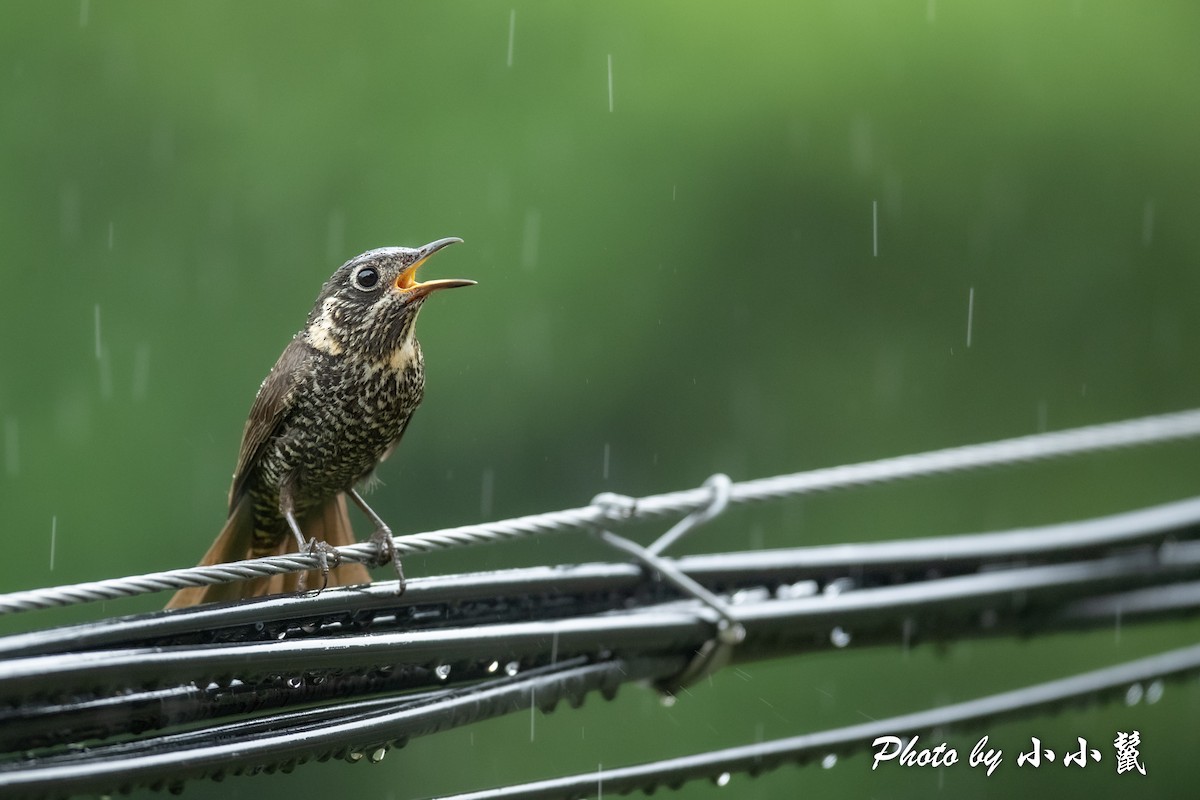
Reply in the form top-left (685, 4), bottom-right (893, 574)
top-left (592, 474), bottom-right (745, 692)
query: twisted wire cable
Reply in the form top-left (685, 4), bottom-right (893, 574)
top-left (3, 407), bottom-right (1199, 615)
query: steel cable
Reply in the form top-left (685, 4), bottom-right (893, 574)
top-left (3, 407), bottom-right (1199, 614)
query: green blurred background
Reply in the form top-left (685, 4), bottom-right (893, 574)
top-left (3, 1), bottom-right (1200, 797)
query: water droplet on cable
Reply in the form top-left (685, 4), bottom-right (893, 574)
top-left (776, 580), bottom-right (817, 599)
top-left (435, 664), bottom-right (452, 681)
top-left (731, 588), bottom-right (769, 604)
top-left (821, 753), bottom-right (838, 769)
top-left (823, 578), bottom-right (856, 596)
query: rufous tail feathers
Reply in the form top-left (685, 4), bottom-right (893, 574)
top-left (165, 493), bottom-right (371, 609)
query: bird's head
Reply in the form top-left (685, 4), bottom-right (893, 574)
top-left (304, 237), bottom-right (473, 361)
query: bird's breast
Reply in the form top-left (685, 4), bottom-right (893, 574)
top-left (256, 344), bottom-right (425, 510)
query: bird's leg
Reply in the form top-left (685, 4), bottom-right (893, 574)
top-left (347, 487), bottom-right (405, 595)
top-left (280, 489), bottom-right (338, 595)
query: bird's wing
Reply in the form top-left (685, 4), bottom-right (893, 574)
top-left (377, 409), bottom-right (415, 465)
top-left (228, 337), bottom-right (310, 512)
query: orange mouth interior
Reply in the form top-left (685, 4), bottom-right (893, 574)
top-left (394, 257), bottom-right (429, 292)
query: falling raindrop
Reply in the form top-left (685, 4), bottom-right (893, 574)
top-left (821, 753), bottom-right (838, 769)
top-left (872, 199), bottom-right (879, 257)
top-left (966, 287), bottom-right (975, 348)
top-left (830, 627), bottom-right (852, 648)
top-left (659, 694), bottom-right (677, 707)
top-left (607, 54), bottom-right (614, 112)
top-left (107, 220), bottom-right (114, 249)
top-left (131, 343), bottom-right (151, 402)
top-left (602, 442), bottom-right (611, 480)
top-left (435, 664), bottom-right (452, 681)
top-left (1114, 604), bottom-right (1122, 644)
top-left (1142, 199), bottom-right (1155, 247)
top-left (1124, 683), bottom-right (1143, 706)
top-left (151, 120), bottom-right (175, 165)
top-left (506, 9), bottom-right (516, 67)
top-left (926, 0), bottom-right (936, 22)
top-left (94, 304), bottom-right (102, 360)
top-left (79, 0), bottom-right (90, 26)
top-left (49, 516), bottom-right (57, 571)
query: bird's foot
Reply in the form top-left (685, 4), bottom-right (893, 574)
top-left (300, 538), bottom-right (341, 595)
top-left (368, 526), bottom-right (406, 596)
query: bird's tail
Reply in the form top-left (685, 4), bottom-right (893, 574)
top-left (165, 493), bottom-right (372, 609)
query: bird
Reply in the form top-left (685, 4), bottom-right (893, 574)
top-left (166, 237), bottom-right (474, 608)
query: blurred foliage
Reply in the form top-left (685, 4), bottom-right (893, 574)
top-left (2, 1), bottom-right (1199, 797)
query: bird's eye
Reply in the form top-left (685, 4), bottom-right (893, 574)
top-left (352, 266), bottom-right (380, 291)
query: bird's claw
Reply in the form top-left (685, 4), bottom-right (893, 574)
top-left (300, 538), bottom-right (340, 595)
top-left (368, 527), bottom-right (406, 596)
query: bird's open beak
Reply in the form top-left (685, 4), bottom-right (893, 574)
top-left (395, 237), bottom-right (476, 298)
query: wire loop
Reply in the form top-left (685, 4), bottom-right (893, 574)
top-left (649, 473), bottom-right (732, 556)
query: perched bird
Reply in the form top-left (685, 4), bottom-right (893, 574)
top-left (167, 238), bottom-right (473, 608)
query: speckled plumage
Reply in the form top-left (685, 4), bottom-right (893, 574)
top-left (244, 332), bottom-right (426, 551)
top-left (167, 239), bottom-right (472, 608)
